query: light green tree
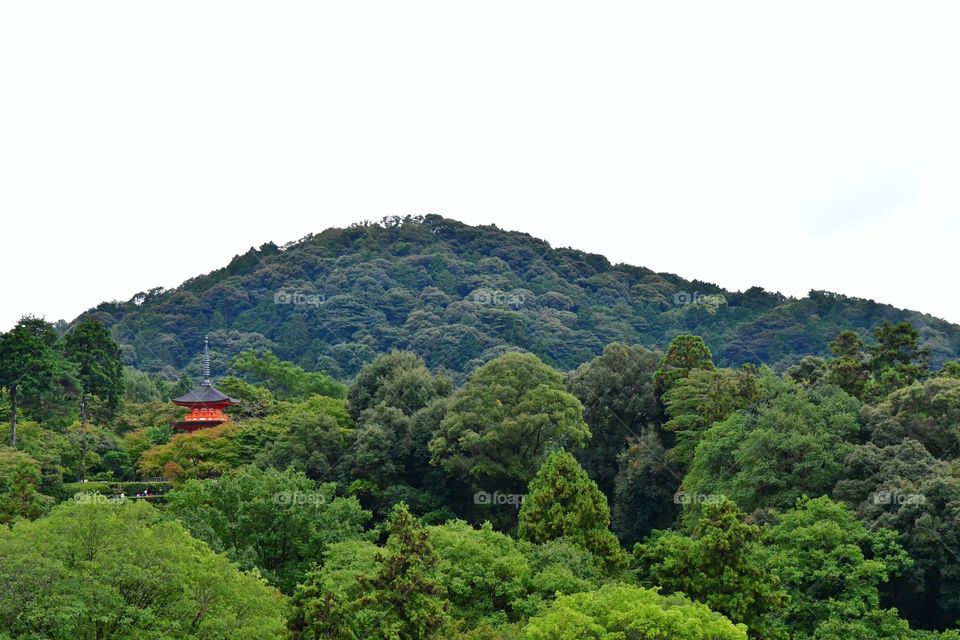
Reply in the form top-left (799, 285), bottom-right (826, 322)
top-left (681, 381), bottom-right (860, 517)
top-left (233, 350), bottom-right (345, 400)
top-left (289, 503), bottom-right (451, 640)
top-left (0, 500), bottom-right (287, 639)
top-left (427, 519), bottom-right (531, 627)
top-left (634, 498), bottom-right (787, 639)
top-left (767, 496), bottom-right (912, 638)
top-left (0, 450), bottom-right (52, 524)
top-left (520, 583), bottom-right (747, 640)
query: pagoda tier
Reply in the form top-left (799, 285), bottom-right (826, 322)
top-left (171, 338), bottom-right (239, 432)
top-left (171, 383), bottom-right (240, 431)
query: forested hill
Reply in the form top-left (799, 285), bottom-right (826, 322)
top-left (76, 215), bottom-right (960, 378)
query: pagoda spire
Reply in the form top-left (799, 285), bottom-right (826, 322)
top-left (203, 335), bottom-right (211, 385)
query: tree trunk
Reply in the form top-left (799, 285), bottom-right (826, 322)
top-left (80, 393), bottom-right (88, 425)
top-left (9, 386), bottom-right (16, 448)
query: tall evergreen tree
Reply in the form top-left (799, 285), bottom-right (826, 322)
top-left (827, 330), bottom-right (871, 399)
top-left (0, 317), bottom-right (59, 447)
top-left (518, 450), bottom-right (627, 571)
top-left (612, 429), bottom-right (681, 546)
top-left (289, 503), bottom-right (450, 639)
top-left (867, 321), bottom-right (930, 398)
top-left (357, 503), bottom-right (450, 639)
top-left (653, 334), bottom-right (715, 398)
top-left (663, 366), bottom-right (760, 466)
top-left (64, 319), bottom-right (124, 423)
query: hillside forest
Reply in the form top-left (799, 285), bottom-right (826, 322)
top-left (2, 218), bottom-right (960, 638)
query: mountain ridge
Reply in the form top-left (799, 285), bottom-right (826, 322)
top-left (74, 215), bottom-right (960, 378)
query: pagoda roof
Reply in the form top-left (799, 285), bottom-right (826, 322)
top-left (173, 383), bottom-right (239, 405)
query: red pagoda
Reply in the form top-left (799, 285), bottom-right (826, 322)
top-left (172, 337), bottom-right (239, 432)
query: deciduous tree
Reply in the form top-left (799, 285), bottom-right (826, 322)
top-left (233, 350), bottom-right (344, 400)
top-left (635, 498), bottom-right (787, 639)
top-left (520, 583), bottom-right (747, 640)
top-left (429, 353), bottom-right (590, 495)
top-left (565, 343), bottom-right (662, 495)
top-left (0, 500), bottom-right (287, 638)
top-left (767, 496), bottom-right (911, 638)
top-left (167, 466), bottom-right (372, 593)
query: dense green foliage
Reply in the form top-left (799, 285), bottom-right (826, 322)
top-left (565, 342), bottom-right (662, 496)
top-left (0, 450), bottom-right (51, 524)
top-left (232, 350), bottom-right (345, 401)
top-left (611, 428), bottom-right (680, 546)
top-left (289, 502), bottom-right (451, 639)
top-left (635, 499), bottom-right (786, 638)
top-left (680, 378), bottom-right (861, 517)
top-left (520, 583), bottom-right (748, 640)
top-left (0, 316), bottom-right (62, 446)
top-left (72, 216), bottom-right (960, 378)
top-left (4, 221), bottom-right (960, 637)
top-left (0, 500), bottom-right (286, 639)
top-left (166, 467), bottom-right (372, 593)
top-left (430, 353), bottom-right (590, 495)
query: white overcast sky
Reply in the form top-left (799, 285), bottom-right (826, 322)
top-left (2, 1), bottom-right (959, 332)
